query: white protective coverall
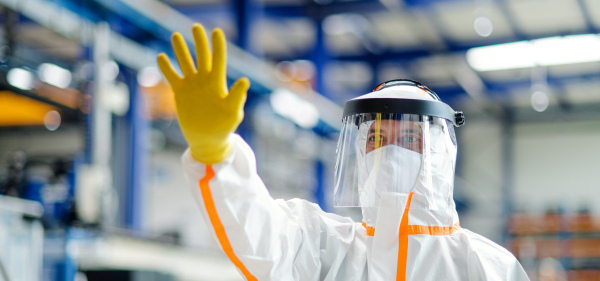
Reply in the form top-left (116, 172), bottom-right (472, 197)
top-left (182, 133), bottom-right (530, 281)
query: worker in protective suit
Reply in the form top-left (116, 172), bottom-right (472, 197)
top-left (157, 23), bottom-right (530, 281)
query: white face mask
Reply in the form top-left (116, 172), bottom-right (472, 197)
top-left (359, 145), bottom-right (422, 225)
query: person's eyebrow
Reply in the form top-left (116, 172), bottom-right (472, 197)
top-left (369, 128), bottom-right (386, 134)
top-left (399, 128), bottom-right (421, 134)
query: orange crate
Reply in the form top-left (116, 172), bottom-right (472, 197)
top-left (509, 214), bottom-right (538, 235)
top-left (569, 239), bottom-right (600, 258)
top-left (536, 239), bottom-right (564, 258)
top-left (569, 214), bottom-right (600, 233)
top-left (568, 270), bottom-right (600, 281)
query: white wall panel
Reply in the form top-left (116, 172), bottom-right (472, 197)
top-left (513, 120), bottom-right (600, 213)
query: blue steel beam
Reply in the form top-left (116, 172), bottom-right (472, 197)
top-left (168, 1), bottom-right (388, 20)
top-left (576, 0), bottom-right (599, 34)
top-left (50, 0), bottom-right (104, 22)
top-left (169, 3), bottom-right (234, 21)
top-left (495, 0), bottom-right (528, 41)
top-left (84, 0), bottom-right (172, 40)
top-left (402, 0), bottom-right (460, 8)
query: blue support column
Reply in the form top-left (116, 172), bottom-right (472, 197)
top-left (82, 47), bottom-right (95, 166)
top-left (113, 67), bottom-right (148, 232)
top-left (232, 0), bottom-right (263, 147)
top-left (311, 17), bottom-right (328, 96)
top-left (234, 0), bottom-right (263, 56)
top-left (501, 107), bottom-right (515, 244)
top-left (314, 160), bottom-right (328, 212)
top-left (370, 61), bottom-right (379, 90)
top-left (312, 17), bottom-right (330, 211)
top-left (63, 229), bottom-right (77, 281)
top-left (124, 68), bottom-right (148, 232)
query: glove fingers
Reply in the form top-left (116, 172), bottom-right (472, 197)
top-left (211, 28), bottom-right (227, 86)
top-left (227, 77), bottom-right (250, 110)
top-left (192, 23), bottom-right (211, 75)
top-left (172, 32), bottom-right (197, 77)
top-left (157, 53), bottom-right (181, 87)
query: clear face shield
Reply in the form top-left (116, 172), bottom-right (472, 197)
top-left (332, 79), bottom-right (465, 209)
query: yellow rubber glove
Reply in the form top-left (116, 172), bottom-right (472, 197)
top-left (157, 23), bottom-right (250, 164)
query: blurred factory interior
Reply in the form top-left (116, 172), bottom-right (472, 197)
top-left (0, 0), bottom-right (600, 280)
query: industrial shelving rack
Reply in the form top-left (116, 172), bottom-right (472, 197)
top-left (508, 211), bottom-right (600, 281)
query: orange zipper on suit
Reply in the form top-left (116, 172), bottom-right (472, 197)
top-left (362, 192), bottom-right (462, 281)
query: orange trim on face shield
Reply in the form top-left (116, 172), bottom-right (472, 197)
top-left (199, 165), bottom-right (258, 281)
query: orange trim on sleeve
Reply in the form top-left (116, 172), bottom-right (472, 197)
top-left (199, 165), bottom-right (258, 281)
top-left (361, 221), bottom-right (462, 237)
top-left (362, 222), bottom-right (376, 236)
top-left (406, 222), bottom-right (462, 236)
top-left (396, 192), bottom-right (414, 281)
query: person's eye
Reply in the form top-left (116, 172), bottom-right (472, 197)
top-left (368, 135), bottom-right (384, 142)
top-left (401, 135), bottom-right (421, 143)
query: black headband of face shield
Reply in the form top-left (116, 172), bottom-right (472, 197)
top-left (344, 79), bottom-right (465, 127)
top-left (354, 113), bottom-right (428, 127)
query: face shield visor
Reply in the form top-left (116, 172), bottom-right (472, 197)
top-left (333, 80), bottom-right (465, 208)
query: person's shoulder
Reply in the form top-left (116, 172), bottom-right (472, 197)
top-left (460, 229), bottom-right (518, 260)
top-left (282, 198), bottom-right (359, 224)
top-left (459, 229), bottom-right (530, 280)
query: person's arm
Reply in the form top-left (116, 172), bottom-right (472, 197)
top-left (182, 134), bottom-right (319, 280)
top-left (158, 24), bottom-right (365, 280)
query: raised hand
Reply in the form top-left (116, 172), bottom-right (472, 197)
top-left (158, 23), bottom-right (250, 164)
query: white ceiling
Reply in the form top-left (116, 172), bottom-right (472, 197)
top-left (5, 0), bottom-right (600, 107)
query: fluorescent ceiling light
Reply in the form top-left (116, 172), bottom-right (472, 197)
top-left (7, 68), bottom-right (35, 90)
top-left (474, 16), bottom-right (493, 38)
top-left (531, 91), bottom-right (549, 112)
top-left (38, 63), bottom-right (72, 88)
top-left (466, 34), bottom-right (600, 71)
top-left (533, 34), bottom-right (600, 66)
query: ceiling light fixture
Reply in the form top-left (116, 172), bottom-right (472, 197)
top-left (466, 34), bottom-right (600, 71)
top-left (7, 68), bottom-right (35, 90)
top-left (531, 91), bottom-right (549, 112)
top-left (38, 63), bottom-right (72, 88)
top-left (474, 16), bottom-right (493, 37)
